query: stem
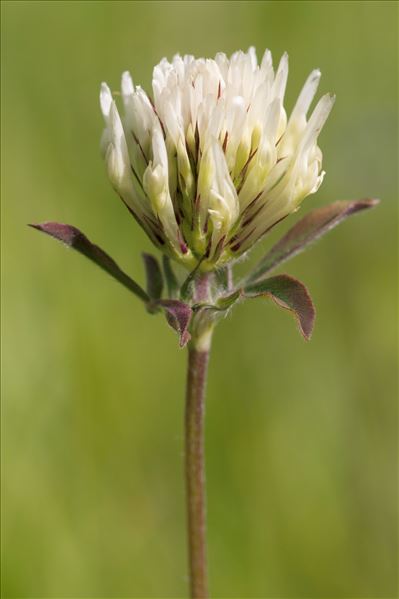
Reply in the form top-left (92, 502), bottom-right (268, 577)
top-left (194, 271), bottom-right (211, 302)
top-left (185, 341), bottom-right (211, 598)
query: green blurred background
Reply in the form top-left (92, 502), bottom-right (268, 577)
top-left (2, 1), bottom-right (397, 597)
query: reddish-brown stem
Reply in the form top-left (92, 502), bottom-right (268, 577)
top-left (185, 345), bottom-right (210, 598)
top-left (194, 271), bottom-right (211, 302)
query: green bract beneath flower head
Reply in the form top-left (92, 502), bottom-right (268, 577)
top-left (100, 48), bottom-right (335, 271)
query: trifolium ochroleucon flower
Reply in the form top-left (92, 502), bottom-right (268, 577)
top-left (100, 48), bottom-right (335, 271)
top-left (31, 46), bottom-right (376, 346)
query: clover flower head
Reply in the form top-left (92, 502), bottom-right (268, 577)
top-left (100, 48), bottom-right (335, 271)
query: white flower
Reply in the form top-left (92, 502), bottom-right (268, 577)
top-left (100, 48), bottom-right (335, 270)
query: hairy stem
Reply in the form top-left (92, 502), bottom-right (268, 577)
top-left (194, 271), bottom-right (211, 302)
top-left (185, 340), bottom-right (211, 598)
top-left (184, 271), bottom-right (213, 597)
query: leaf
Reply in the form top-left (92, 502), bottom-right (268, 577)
top-left (215, 289), bottom-right (242, 310)
top-left (29, 222), bottom-right (149, 303)
top-left (162, 255), bottom-right (180, 299)
top-left (247, 199), bottom-right (379, 282)
top-left (245, 274), bottom-right (315, 340)
top-left (142, 253), bottom-right (163, 300)
top-left (156, 299), bottom-right (192, 347)
top-left (193, 289), bottom-right (243, 315)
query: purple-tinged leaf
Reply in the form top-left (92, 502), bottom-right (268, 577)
top-left (162, 255), bottom-right (180, 299)
top-left (247, 199), bottom-right (379, 282)
top-left (245, 274), bottom-right (315, 340)
top-left (156, 299), bottom-right (192, 347)
top-left (142, 253), bottom-right (163, 300)
top-left (30, 222), bottom-right (149, 303)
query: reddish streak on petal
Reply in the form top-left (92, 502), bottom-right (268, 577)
top-left (131, 131), bottom-right (149, 165)
top-left (222, 131), bottom-right (229, 153)
top-left (230, 227), bottom-right (256, 252)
